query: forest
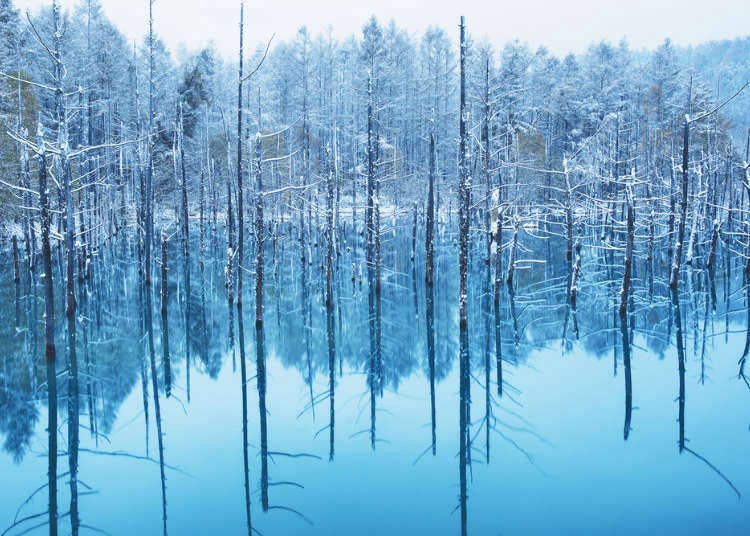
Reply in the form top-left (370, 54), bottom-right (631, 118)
top-left (0, 0), bottom-right (749, 534)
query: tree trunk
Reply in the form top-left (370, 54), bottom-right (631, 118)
top-left (236, 0), bottom-right (245, 307)
top-left (458, 16), bottom-right (470, 536)
top-left (670, 88), bottom-right (691, 289)
top-left (426, 133), bottom-right (436, 287)
top-left (620, 194), bottom-right (634, 316)
top-left (145, 0), bottom-right (155, 286)
top-left (254, 134), bottom-right (264, 327)
top-left (39, 146), bottom-right (58, 536)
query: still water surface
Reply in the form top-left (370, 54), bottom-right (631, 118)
top-left (1, 220), bottom-right (748, 534)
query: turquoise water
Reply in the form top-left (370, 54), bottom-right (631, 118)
top-left (1, 220), bottom-right (748, 535)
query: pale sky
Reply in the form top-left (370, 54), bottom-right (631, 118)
top-left (14, 0), bottom-right (750, 58)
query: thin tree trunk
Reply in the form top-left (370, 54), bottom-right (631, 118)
top-left (254, 134), bottom-right (264, 327)
top-left (426, 133), bottom-right (435, 287)
top-left (458, 16), bottom-right (470, 536)
top-left (620, 194), bottom-right (634, 316)
top-left (39, 145), bottom-right (58, 536)
top-left (670, 83), bottom-right (692, 289)
top-left (145, 0), bottom-right (155, 286)
top-left (236, 0), bottom-right (245, 307)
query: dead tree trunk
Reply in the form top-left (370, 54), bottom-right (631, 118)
top-left (670, 83), bottom-right (691, 289)
top-left (494, 207), bottom-right (503, 396)
top-left (325, 144), bottom-right (336, 459)
top-left (706, 221), bottom-right (720, 271)
top-left (506, 217), bottom-right (518, 287)
top-left (426, 134), bottom-right (436, 287)
top-left (366, 73), bottom-right (375, 283)
top-left (199, 167), bottom-right (205, 272)
top-left (39, 143), bottom-right (58, 536)
top-left (161, 231), bottom-right (168, 315)
top-left (160, 231), bottom-right (172, 398)
top-left (570, 239), bottom-right (581, 306)
top-left (12, 235), bottom-right (20, 283)
top-left (145, 0), bottom-right (155, 286)
top-left (620, 192), bottom-right (634, 316)
top-left (223, 113), bottom-right (236, 305)
top-left (236, 0), bottom-right (245, 307)
top-left (254, 134), bottom-right (264, 327)
top-left (21, 145), bottom-right (36, 271)
top-left (179, 105), bottom-right (189, 263)
top-left (458, 16), bottom-right (470, 536)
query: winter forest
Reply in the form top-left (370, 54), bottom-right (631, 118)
top-left (0, 0), bottom-right (749, 534)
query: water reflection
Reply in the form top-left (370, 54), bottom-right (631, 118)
top-left (237, 304), bottom-right (252, 535)
top-left (145, 284), bottom-right (168, 536)
top-left (0, 216), bottom-right (748, 534)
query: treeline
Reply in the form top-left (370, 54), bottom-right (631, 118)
top-left (0, 0), bottom-right (748, 241)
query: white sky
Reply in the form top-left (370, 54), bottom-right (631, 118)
top-left (14, 0), bottom-right (750, 59)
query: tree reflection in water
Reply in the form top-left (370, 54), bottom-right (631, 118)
top-left (0, 215), bottom-right (747, 535)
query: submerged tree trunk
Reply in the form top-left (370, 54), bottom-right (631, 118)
top-left (325, 145), bottom-right (336, 460)
top-left (365, 71), bottom-right (381, 431)
top-left (494, 209), bottom-right (503, 397)
top-left (620, 193), bottom-right (634, 316)
top-left (425, 132), bottom-right (437, 451)
top-left (426, 134), bottom-right (435, 287)
top-left (256, 324), bottom-right (269, 511)
top-left (254, 134), bottom-right (264, 327)
top-left (236, 0), bottom-right (245, 307)
top-left (160, 232), bottom-right (172, 398)
top-left (145, 0), bottom-right (155, 286)
top-left (670, 86), bottom-right (691, 289)
top-left (181, 114), bottom-right (192, 402)
top-left (458, 16), bottom-right (470, 536)
top-left (225, 115), bottom-right (236, 306)
top-left (39, 145), bottom-right (58, 536)
top-left (366, 72), bottom-right (375, 288)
